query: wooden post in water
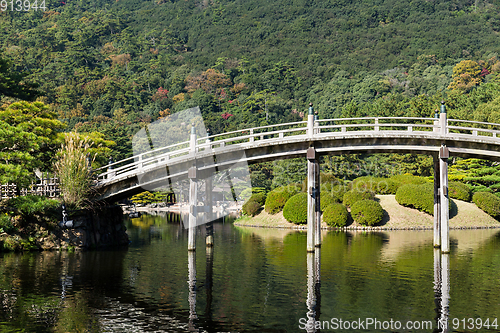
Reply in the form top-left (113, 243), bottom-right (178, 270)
top-left (188, 166), bottom-right (197, 251)
top-left (439, 145), bottom-right (450, 253)
top-left (433, 154), bottom-right (441, 248)
top-left (307, 146), bottom-right (317, 253)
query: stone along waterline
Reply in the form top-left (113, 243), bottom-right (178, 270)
top-left (0, 213), bottom-right (500, 332)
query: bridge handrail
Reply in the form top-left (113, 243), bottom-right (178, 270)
top-left (95, 141), bottom-right (190, 172)
top-left (448, 118), bottom-right (500, 128)
top-left (201, 120), bottom-right (308, 143)
top-left (447, 125), bottom-right (500, 135)
top-left (96, 116), bottom-right (500, 185)
top-left (201, 126), bottom-right (308, 147)
top-left (317, 116), bottom-right (435, 123)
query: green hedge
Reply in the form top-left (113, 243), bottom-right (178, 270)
top-left (390, 174), bottom-right (429, 188)
top-left (473, 192), bottom-right (500, 219)
top-left (449, 182), bottom-right (472, 202)
top-left (328, 184), bottom-right (348, 203)
top-left (352, 176), bottom-right (398, 194)
top-left (242, 200), bottom-right (262, 217)
top-left (323, 203), bottom-right (349, 227)
top-left (343, 189), bottom-right (375, 208)
top-left (283, 193), bottom-right (308, 224)
top-left (351, 200), bottom-right (384, 226)
top-left (6, 195), bottom-right (60, 217)
top-left (248, 192), bottom-right (267, 206)
top-left (320, 193), bottom-right (337, 210)
top-left (265, 185), bottom-right (301, 214)
top-left (395, 183), bottom-right (434, 215)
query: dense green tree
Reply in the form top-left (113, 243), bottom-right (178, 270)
top-left (0, 56), bottom-right (39, 101)
top-left (0, 101), bottom-right (65, 187)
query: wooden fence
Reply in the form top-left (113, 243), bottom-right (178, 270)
top-left (1, 176), bottom-right (60, 199)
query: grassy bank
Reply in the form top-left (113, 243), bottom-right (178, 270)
top-left (235, 195), bottom-right (500, 230)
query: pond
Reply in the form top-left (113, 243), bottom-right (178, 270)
top-left (1, 212), bottom-right (500, 332)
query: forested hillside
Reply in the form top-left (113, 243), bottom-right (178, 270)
top-left (2, 0), bottom-right (500, 189)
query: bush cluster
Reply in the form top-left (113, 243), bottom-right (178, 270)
top-left (242, 192), bottom-right (267, 216)
top-left (395, 183), bottom-right (435, 215)
top-left (325, 183), bottom-right (348, 203)
top-left (352, 176), bottom-right (398, 194)
top-left (343, 189), bottom-right (375, 208)
top-left (320, 193), bottom-right (337, 210)
top-left (242, 200), bottom-right (262, 217)
top-left (7, 195), bottom-right (60, 217)
top-left (472, 192), bottom-right (500, 219)
top-left (265, 185), bottom-right (301, 214)
top-left (390, 174), bottom-right (429, 188)
top-left (240, 187), bottom-right (266, 202)
top-left (0, 214), bottom-right (14, 233)
top-left (351, 200), bottom-right (384, 226)
top-left (323, 203), bottom-right (349, 227)
top-left (283, 193), bottom-right (308, 224)
top-left (448, 182), bottom-right (472, 202)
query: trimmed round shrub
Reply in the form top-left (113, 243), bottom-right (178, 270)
top-left (395, 183), bottom-right (434, 215)
top-left (248, 192), bottom-right (267, 206)
top-left (449, 182), bottom-right (472, 202)
top-left (320, 193), bottom-right (337, 210)
top-left (352, 176), bottom-right (398, 194)
top-left (389, 174), bottom-right (428, 188)
top-left (343, 189), bottom-right (375, 208)
top-left (242, 200), bottom-right (261, 217)
top-left (473, 192), bottom-right (500, 219)
top-left (265, 185), bottom-right (301, 214)
top-left (322, 183), bottom-right (348, 203)
top-left (351, 200), bottom-right (384, 226)
top-left (283, 193), bottom-right (308, 224)
top-left (323, 203), bottom-right (349, 227)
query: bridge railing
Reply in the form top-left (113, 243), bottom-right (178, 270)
top-left (95, 116), bottom-right (500, 185)
top-left (94, 141), bottom-right (191, 182)
top-left (197, 121), bottom-right (309, 151)
top-left (316, 117), bottom-right (437, 133)
top-left (447, 119), bottom-right (500, 137)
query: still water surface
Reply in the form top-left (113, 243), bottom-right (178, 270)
top-left (1, 213), bottom-right (500, 332)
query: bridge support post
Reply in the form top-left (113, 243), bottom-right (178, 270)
top-left (439, 145), bottom-right (450, 253)
top-left (188, 167), bottom-right (197, 251)
top-left (433, 155), bottom-right (441, 248)
top-left (314, 158), bottom-right (321, 247)
top-left (205, 177), bottom-right (214, 247)
top-left (307, 147), bottom-right (318, 252)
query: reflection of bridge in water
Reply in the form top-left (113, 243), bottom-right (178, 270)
top-left (97, 103), bottom-right (500, 254)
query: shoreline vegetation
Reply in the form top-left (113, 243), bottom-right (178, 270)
top-left (235, 195), bottom-right (500, 230)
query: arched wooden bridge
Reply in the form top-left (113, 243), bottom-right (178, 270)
top-left (95, 104), bottom-right (500, 253)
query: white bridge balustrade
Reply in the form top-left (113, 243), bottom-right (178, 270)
top-left (95, 117), bottom-right (500, 184)
top-left (94, 103), bottom-right (500, 252)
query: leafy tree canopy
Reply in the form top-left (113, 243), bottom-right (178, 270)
top-left (0, 101), bottom-right (65, 186)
